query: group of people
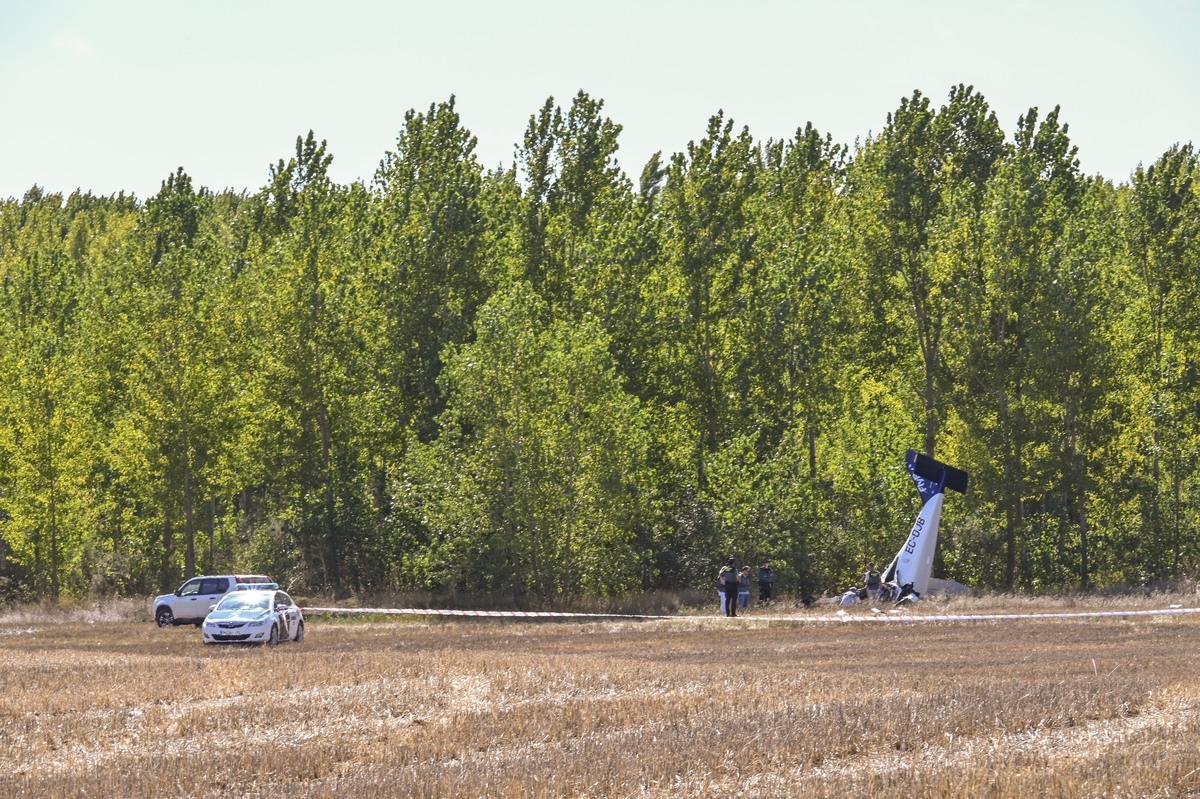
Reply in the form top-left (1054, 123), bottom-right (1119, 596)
top-left (716, 558), bottom-right (910, 615)
top-left (717, 559), bottom-right (774, 617)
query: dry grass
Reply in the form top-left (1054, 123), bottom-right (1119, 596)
top-left (4, 596), bottom-right (1200, 797)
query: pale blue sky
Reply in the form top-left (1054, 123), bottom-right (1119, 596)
top-left (2, 0), bottom-right (1197, 200)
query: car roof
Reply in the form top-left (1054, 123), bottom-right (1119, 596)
top-left (218, 590), bottom-right (272, 604)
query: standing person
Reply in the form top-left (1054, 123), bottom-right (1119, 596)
top-left (758, 562), bottom-right (775, 603)
top-left (864, 562), bottom-right (882, 600)
top-left (718, 558), bottom-right (739, 617)
top-left (738, 566), bottom-right (751, 610)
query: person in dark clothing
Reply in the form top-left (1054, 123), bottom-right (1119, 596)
top-left (864, 562), bottom-right (882, 600)
top-left (758, 562), bottom-right (774, 603)
top-left (738, 566), bottom-right (751, 609)
top-left (718, 558), bottom-right (739, 617)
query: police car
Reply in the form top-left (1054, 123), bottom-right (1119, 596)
top-left (200, 584), bottom-right (305, 645)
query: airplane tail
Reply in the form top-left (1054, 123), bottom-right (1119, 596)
top-left (883, 450), bottom-right (968, 601)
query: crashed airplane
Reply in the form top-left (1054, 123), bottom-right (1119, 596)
top-left (880, 449), bottom-right (969, 603)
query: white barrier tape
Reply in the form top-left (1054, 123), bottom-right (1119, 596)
top-left (301, 606), bottom-right (1200, 623)
top-left (300, 607), bottom-right (676, 619)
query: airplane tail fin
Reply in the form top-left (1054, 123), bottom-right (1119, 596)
top-left (886, 450), bottom-right (969, 601)
top-left (906, 449), bottom-right (969, 501)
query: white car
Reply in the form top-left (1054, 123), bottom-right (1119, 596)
top-left (201, 587), bottom-right (305, 645)
top-left (153, 574), bottom-right (273, 627)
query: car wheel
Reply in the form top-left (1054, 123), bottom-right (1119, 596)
top-left (155, 607), bottom-right (174, 627)
top-left (292, 620), bottom-right (304, 643)
top-left (266, 624), bottom-right (279, 646)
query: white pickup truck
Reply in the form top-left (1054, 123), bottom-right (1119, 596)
top-left (152, 574), bottom-right (273, 627)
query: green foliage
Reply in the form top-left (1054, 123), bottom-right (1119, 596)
top-left (1122, 143), bottom-right (1200, 579)
top-left (405, 283), bottom-right (649, 596)
top-left (1, 88), bottom-right (1197, 599)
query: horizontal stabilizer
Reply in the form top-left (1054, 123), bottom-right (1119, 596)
top-left (907, 450), bottom-right (969, 495)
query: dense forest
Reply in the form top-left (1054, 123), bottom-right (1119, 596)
top-left (1, 86), bottom-right (1198, 601)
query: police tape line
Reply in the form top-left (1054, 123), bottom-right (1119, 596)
top-left (299, 605), bottom-right (1200, 623)
top-left (301, 607), bottom-right (677, 620)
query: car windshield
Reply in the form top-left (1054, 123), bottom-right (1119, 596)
top-left (215, 592), bottom-right (271, 612)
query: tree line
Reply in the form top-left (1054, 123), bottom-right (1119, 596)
top-left (1, 86), bottom-right (1197, 601)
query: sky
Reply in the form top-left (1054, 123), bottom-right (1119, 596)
top-left (2, 0), bottom-right (1198, 201)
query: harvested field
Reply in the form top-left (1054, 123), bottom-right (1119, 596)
top-left (4, 597), bottom-right (1200, 798)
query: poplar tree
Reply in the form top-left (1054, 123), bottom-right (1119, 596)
top-left (1124, 143), bottom-right (1200, 575)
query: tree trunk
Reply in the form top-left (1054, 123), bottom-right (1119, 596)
top-left (1000, 385), bottom-right (1017, 590)
top-left (46, 429), bottom-right (60, 599)
top-left (1079, 495), bottom-right (1090, 590)
top-left (924, 362), bottom-right (937, 458)
top-left (182, 427), bottom-right (196, 579)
